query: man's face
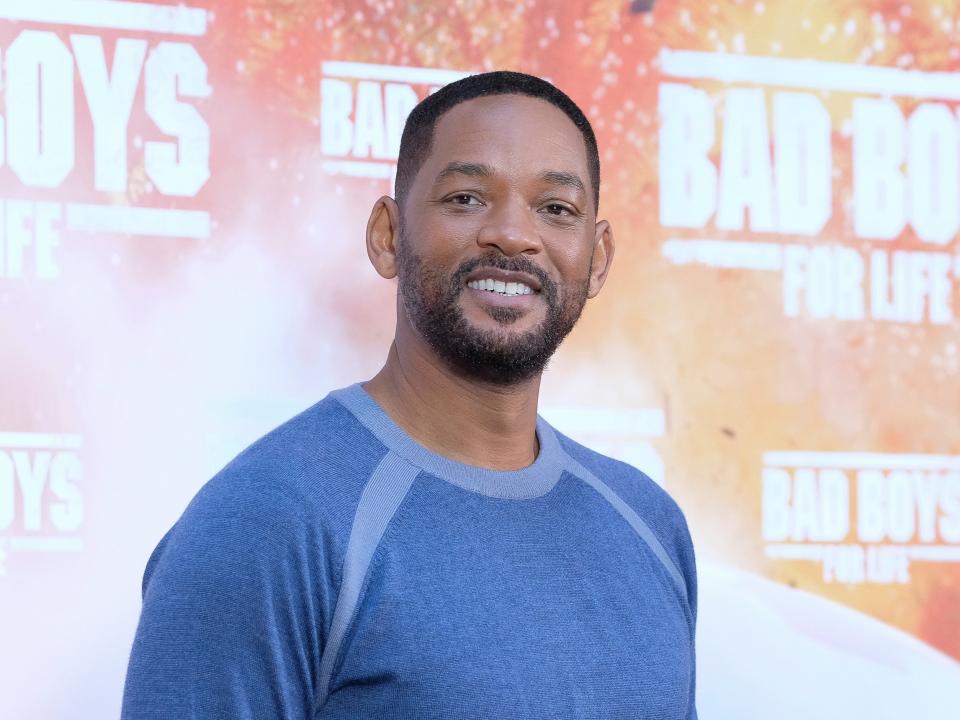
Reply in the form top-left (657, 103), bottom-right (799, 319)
top-left (396, 94), bottom-right (603, 386)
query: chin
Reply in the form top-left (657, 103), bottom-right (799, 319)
top-left (462, 303), bottom-right (532, 329)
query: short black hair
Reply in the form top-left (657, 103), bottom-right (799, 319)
top-left (395, 70), bottom-right (601, 212)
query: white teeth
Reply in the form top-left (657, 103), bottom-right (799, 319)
top-left (468, 278), bottom-right (535, 296)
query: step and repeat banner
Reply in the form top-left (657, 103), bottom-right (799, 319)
top-left (1, 1), bottom-right (958, 717)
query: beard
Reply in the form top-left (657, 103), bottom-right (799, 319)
top-left (395, 230), bottom-right (591, 386)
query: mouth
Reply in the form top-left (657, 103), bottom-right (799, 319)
top-left (463, 268), bottom-right (543, 298)
top-left (466, 277), bottom-right (536, 297)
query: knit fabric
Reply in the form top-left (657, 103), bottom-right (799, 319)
top-left (121, 383), bottom-right (698, 719)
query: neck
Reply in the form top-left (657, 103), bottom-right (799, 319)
top-left (363, 316), bottom-right (541, 471)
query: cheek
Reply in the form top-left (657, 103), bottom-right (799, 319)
top-left (411, 216), bottom-right (477, 263)
top-left (546, 236), bottom-right (594, 283)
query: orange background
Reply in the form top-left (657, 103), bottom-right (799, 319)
top-left (1, 1), bottom-right (958, 717)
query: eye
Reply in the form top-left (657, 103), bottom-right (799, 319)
top-left (447, 193), bottom-right (481, 206)
top-left (543, 203), bottom-right (573, 216)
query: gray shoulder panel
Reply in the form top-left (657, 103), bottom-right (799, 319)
top-left (316, 451), bottom-right (419, 706)
top-left (561, 453), bottom-right (688, 605)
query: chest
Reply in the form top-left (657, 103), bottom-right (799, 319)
top-left (320, 499), bottom-right (693, 719)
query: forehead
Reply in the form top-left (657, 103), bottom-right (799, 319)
top-left (422, 94), bottom-right (592, 186)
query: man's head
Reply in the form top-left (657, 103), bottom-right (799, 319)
top-left (366, 71), bottom-right (614, 387)
top-left (395, 71), bottom-right (601, 214)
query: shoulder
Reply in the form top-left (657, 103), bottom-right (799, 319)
top-left (555, 430), bottom-right (690, 538)
top-left (193, 393), bottom-right (388, 523)
top-left (553, 428), bottom-right (698, 611)
top-left (144, 393), bottom-right (389, 594)
top-left (127, 396), bottom-right (385, 715)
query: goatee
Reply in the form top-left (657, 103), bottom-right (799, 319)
top-left (396, 235), bottom-right (590, 386)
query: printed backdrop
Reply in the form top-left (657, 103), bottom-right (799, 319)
top-left (1, 0), bottom-right (958, 717)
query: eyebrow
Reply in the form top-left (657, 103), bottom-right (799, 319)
top-left (435, 161), bottom-right (493, 183)
top-left (433, 162), bottom-right (587, 195)
top-left (539, 170), bottom-right (585, 195)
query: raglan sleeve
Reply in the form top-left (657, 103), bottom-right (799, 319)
top-left (120, 474), bottom-right (333, 720)
top-left (676, 511), bottom-right (699, 720)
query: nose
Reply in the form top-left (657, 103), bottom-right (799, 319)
top-left (476, 200), bottom-right (542, 257)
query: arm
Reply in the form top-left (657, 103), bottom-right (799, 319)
top-left (121, 477), bottom-right (328, 720)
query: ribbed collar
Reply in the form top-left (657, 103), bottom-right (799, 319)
top-left (330, 383), bottom-right (565, 499)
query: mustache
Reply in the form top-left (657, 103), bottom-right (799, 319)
top-left (450, 253), bottom-right (556, 298)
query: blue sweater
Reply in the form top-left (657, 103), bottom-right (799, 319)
top-left (122, 384), bottom-right (698, 719)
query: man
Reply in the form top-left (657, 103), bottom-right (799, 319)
top-left (122, 71), bottom-right (697, 719)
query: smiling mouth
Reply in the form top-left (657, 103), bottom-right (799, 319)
top-left (466, 278), bottom-right (537, 297)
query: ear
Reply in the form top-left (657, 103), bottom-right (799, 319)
top-left (587, 219), bottom-right (614, 298)
top-left (366, 196), bottom-right (402, 279)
